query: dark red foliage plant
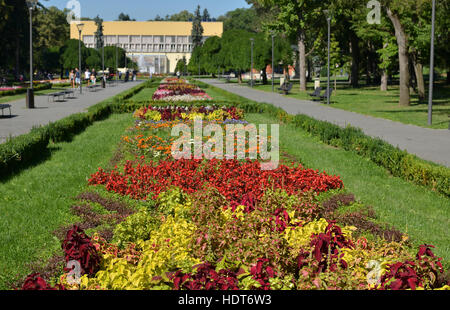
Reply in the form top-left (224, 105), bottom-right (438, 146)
top-left (171, 263), bottom-right (241, 290)
top-left (61, 226), bottom-right (100, 276)
top-left (21, 273), bottom-right (57, 290)
top-left (250, 258), bottom-right (278, 290)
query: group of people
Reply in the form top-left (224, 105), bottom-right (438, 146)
top-left (69, 68), bottom-right (100, 89)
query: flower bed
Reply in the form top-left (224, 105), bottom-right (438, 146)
top-left (152, 78), bottom-right (212, 102)
top-left (20, 88), bottom-right (450, 291)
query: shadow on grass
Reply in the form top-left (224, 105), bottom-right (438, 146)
top-left (0, 146), bottom-right (60, 184)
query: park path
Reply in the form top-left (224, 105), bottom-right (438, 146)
top-left (0, 80), bottom-right (144, 144)
top-left (199, 79), bottom-right (450, 168)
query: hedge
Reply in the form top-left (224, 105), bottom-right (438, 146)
top-left (0, 83), bottom-right (53, 97)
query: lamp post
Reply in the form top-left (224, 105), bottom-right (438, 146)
top-left (25, 0), bottom-right (38, 109)
top-left (250, 38), bottom-right (254, 88)
top-left (428, 0), bottom-right (436, 126)
top-left (101, 35), bottom-right (106, 88)
top-left (76, 22), bottom-right (84, 94)
top-left (324, 10), bottom-right (331, 105)
top-left (116, 43), bottom-right (119, 84)
top-left (271, 33), bottom-right (276, 92)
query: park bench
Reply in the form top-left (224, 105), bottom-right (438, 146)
top-left (87, 84), bottom-right (101, 92)
top-left (309, 87), bottom-right (322, 99)
top-left (278, 83), bottom-right (293, 95)
top-left (47, 92), bottom-right (66, 102)
top-left (225, 76), bottom-right (231, 83)
top-left (0, 104), bottom-right (11, 117)
top-left (319, 88), bottom-right (333, 103)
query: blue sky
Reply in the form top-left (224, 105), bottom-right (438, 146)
top-left (42, 0), bottom-right (251, 20)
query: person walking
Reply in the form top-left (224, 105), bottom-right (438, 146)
top-left (75, 68), bottom-right (81, 89)
top-left (91, 69), bottom-right (97, 85)
top-left (85, 68), bottom-right (91, 87)
top-left (69, 70), bottom-right (75, 88)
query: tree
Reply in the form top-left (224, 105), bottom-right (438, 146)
top-left (117, 13), bottom-right (135, 21)
top-left (253, 0), bottom-right (327, 92)
top-left (60, 39), bottom-right (89, 70)
top-left (175, 56), bottom-right (187, 75)
top-left (168, 10), bottom-right (194, 21)
top-left (191, 5), bottom-right (204, 49)
top-left (217, 8), bottom-right (259, 33)
top-left (202, 8), bottom-right (210, 22)
top-left (94, 15), bottom-right (104, 50)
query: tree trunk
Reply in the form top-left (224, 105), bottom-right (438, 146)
top-left (298, 31), bottom-right (307, 91)
top-left (413, 61), bottom-right (425, 100)
top-left (350, 31), bottom-right (360, 88)
top-left (262, 67), bottom-right (268, 85)
top-left (238, 70), bottom-right (242, 84)
top-left (447, 70), bottom-right (450, 84)
top-left (381, 70), bottom-right (388, 91)
top-left (387, 8), bottom-right (410, 106)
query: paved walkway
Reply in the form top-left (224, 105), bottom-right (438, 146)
top-left (0, 80), bottom-right (143, 144)
top-left (199, 79), bottom-right (450, 168)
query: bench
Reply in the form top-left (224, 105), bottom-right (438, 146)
top-left (87, 84), bottom-right (101, 92)
top-left (0, 104), bottom-right (11, 117)
top-left (278, 83), bottom-right (293, 95)
top-left (225, 76), bottom-right (231, 83)
top-left (47, 92), bottom-right (66, 102)
top-left (309, 87), bottom-right (322, 99)
top-left (320, 88), bottom-right (333, 103)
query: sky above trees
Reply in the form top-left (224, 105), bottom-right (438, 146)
top-left (43, 0), bottom-right (250, 21)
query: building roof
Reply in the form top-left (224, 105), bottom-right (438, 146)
top-left (70, 21), bottom-right (223, 38)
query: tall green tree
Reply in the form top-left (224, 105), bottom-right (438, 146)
top-left (253, 0), bottom-right (328, 91)
top-left (191, 5), bottom-right (204, 49)
top-left (217, 8), bottom-right (259, 33)
top-left (202, 8), bottom-right (210, 22)
top-left (94, 15), bottom-right (104, 50)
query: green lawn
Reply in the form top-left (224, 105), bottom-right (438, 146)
top-left (236, 79), bottom-right (450, 130)
top-left (128, 85), bottom-right (158, 102)
top-left (0, 113), bottom-right (133, 289)
top-left (246, 112), bottom-right (450, 266)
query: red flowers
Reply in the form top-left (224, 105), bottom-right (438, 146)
top-left (88, 159), bottom-right (344, 205)
top-left (61, 226), bottom-right (101, 276)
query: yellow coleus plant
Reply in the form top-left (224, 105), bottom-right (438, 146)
top-left (284, 218), bottom-right (356, 257)
top-left (80, 216), bottom-right (199, 290)
top-left (144, 110), bottom-right (162, 121)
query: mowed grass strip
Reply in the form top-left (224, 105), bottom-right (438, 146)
top-left (0, 113), bottom-right (133, 289)
top-left (246, 113), bottom-right (450, 266)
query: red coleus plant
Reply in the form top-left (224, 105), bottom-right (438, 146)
top-left (171, 263), bottom-right (241, 290)
top-left (21, 273), bottom-right (60, 290)
top-left (250, 258), bottom-right (278, 290)
top-left (61, 226), bottom-right (101, 276)
top-left (88, 159), bottom-right (343, 206)
top-left (297, 221), bottom-right (353, 274)
top-left (379, 261), bottom-right (420, 290)
top-left (379, 244), bottom-right (446, 290)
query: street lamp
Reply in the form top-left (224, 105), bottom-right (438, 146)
top-left (324, 9), bottom-right (331, 105)
top-left (26, 0), bottom-right (38, 109)
top-left (250, 38), bottom-right (254, 88)
top-left (101, 35), bottom-right (106, 88)
top-left (428, 0), bottom-right (436, 126)
top-left (271, 32), bottom-right (276, 92)
top-left (76, 22), bottom-right (84, 94)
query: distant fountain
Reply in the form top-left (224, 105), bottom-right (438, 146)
top-left (138, 54), bottom-right (147, 72)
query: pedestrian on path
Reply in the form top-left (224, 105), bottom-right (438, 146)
top-left (69, 70), bottom-right (75, 88)
top-left (75, 68), bottom-right (81, 89)
top-left (85, 69), bottom-right (91, 87)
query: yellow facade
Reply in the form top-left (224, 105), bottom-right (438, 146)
top-left (70, 21), bottom-right (223, 73)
